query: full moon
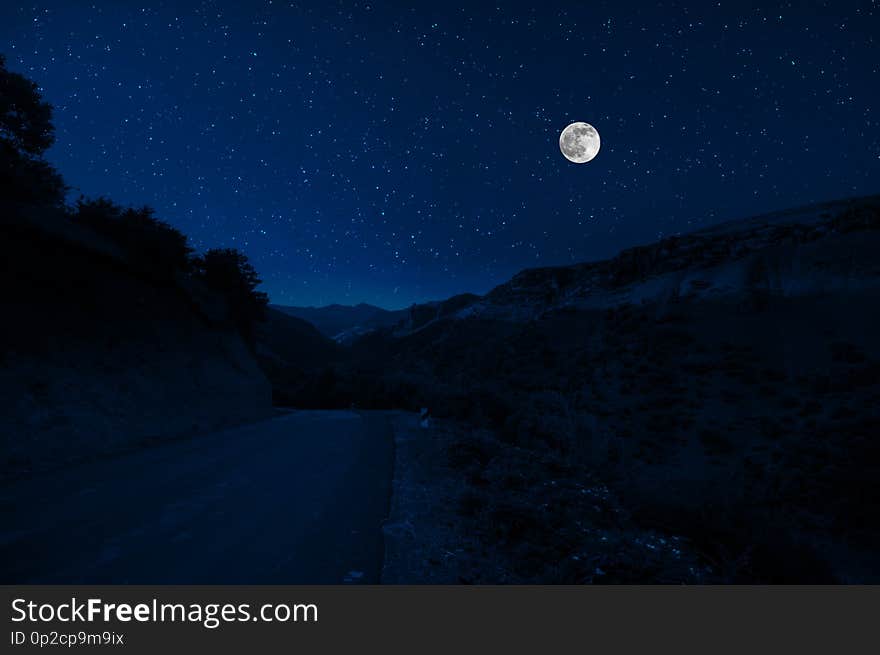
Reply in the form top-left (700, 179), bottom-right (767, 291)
top-left (559, 122), bottom-right (600, 164)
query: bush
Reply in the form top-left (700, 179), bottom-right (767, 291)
top-left (0, 54), bottom-right (66, 207)
top-left (501, 391), bottom-right (579, 454)
top-left (831, 203), bottom-right (880, 232)
top-left (72, 197), bottom-right (193, 277)
top-left (194, 248), bottom-right (268, 340)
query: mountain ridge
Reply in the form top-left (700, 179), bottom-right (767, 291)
top-left (271, 302), bottom-right (408, 340)
top-left (458, 193), bottom-right (880, 321)
top-left (270, 194), bottom-right (880, 342)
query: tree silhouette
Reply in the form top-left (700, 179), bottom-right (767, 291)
top-left (194, 248), bottom-right (269, 339)
top-left (73, 196), bottom-right (194, 277)
top-left (0, 54), bottom-right (66, 207)
top-left (0, 54), bottom-right (54, 156)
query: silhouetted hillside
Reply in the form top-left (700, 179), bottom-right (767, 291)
top-left (1, 60), bottom-right (280, 478)
top-left (252, 307), bottom-right (343, 406)
top-left (1, 207), bottom-right (273, 477)
top-left (390, 293), bottom-right (481, 335)
top-left (256, 307), bottom-right (339, 367)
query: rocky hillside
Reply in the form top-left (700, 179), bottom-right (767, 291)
top-left (311, 194), bottom-right (880, 582)
top-left (466, 195), bottom-right (880, 319)
top-left (1, 208), bottom-right (273, 478)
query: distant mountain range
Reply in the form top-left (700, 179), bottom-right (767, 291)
top-left (270, 303), bottom-right (408, 341)
top-left (272, 293), bottom-right (485, 343)
top-left (277, 195), bottom-right (880, 344)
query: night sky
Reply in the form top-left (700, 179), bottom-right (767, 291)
top-left (3, 1), bottom-right (878, 308)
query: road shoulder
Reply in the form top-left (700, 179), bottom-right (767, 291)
top-left (380, 414), bottom-right (484, 584)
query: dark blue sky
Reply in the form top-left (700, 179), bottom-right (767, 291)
top-left (3, 1), bottom-right (878, 308)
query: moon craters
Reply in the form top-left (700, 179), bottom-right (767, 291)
top-left (559, 122), bottom-right (600, 164)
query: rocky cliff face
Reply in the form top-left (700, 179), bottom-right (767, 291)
top-left (1, 209), bottom-right (273, 478)
top-left (464, 195), bottom-right (880, 320)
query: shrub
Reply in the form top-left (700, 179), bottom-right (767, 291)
top-left (0, 54), bottom-right (66, 207)
top-left (831, 204), bottom-right (880, 232)
top-left (72, 197), bottom-right (193, 277)
top-left (193, 248), bottom-right (268, 340)
top-left (501, 391), bottom-right (579, 454)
